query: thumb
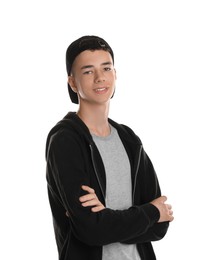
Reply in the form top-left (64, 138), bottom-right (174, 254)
top-left (160, 195), bottom-right (167, 203)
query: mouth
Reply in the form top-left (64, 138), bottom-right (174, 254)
top-left (94, 87), bottom-right (108, 93)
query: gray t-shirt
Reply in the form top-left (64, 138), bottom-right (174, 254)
top-left (92, 125), bottom-right (141, 260)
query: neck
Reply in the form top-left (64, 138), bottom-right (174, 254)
top-left (77, 102), bottom-right (111, 137)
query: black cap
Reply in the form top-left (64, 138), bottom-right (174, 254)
top-left (66, 35), bottom-right (114, 104)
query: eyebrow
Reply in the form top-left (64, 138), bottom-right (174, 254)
top-left (80, 61), bottom-right (112, 70)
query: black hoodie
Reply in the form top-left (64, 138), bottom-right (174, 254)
top-left (45, 112), bottom-right (169, 260)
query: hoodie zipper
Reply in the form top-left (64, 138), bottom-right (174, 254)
top-left (89, 144), bottom-right (106, 202)
top-left (132, 145), bottom-right (143, 204)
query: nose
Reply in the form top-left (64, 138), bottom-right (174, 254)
top-left (94, 70), bottom-right (106, 83)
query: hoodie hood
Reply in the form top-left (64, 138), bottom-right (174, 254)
top-left (45, 112), bottom-right (142, 160)
top-left (45, 112), bottom-right (92, 160)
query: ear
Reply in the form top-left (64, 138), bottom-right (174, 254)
top-left (68, 76), bottom-right (78, 93)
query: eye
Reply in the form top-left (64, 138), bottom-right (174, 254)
top-left (83, 70), bottom-right (93, 75)
top-left (104, 67), bottom-right (112, 71)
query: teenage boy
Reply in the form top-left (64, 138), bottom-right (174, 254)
top-left (46, 35), bottom-right (174, 260)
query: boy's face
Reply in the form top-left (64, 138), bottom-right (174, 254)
top-left (68, 50), bottom-right (116, 105)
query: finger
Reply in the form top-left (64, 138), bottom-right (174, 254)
top-left (160, 195), bottom-right (167, 203)
top-left (167, 204), bottom-right (172, 209)
top-left (169, 210), bottom-right (173, 215)
top-left (82, 199), bottom-right (101, 207)
top-left (169, 215), bottom-right (174, 222)
top-left (81, 185), bottom-right (95, 194)
top-left (91, 205), bottom-right (105, 212)
top-left (79, 193), bottom-right (96, 202)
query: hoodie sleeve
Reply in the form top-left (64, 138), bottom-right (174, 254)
top-left (121, 222), bottom-right (169, 244)
top-left (46, 130), bottom-right (160, 246)
top-left (122, 150), bottom-right (170, 244)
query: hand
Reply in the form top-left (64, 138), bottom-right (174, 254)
top-left (79, 185), bottom-right (105, 213)
top-left (150, 196), bottom-right (174, 223)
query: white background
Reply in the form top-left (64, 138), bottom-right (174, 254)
top-left (0, 0), bottom-right (213, 259)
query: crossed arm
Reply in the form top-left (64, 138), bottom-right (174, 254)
top-left (67, 185), bottom-right (174, 223)
top-left (50, 134), bottom-right (173, 245)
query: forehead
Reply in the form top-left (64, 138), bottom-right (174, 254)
top-left (73, 50), bottom-right (113, 68)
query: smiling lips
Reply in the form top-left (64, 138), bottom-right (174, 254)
top-left (94, 87), bottom-right (108, 94)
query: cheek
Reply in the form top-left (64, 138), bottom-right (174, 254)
top-left (111, 70), bottom-right (116, 79)
top-left (76, 78), bottom-right (91, 95)
top-left (109, 73), bottom-right (116, 84)
top-left (75, 77), bottom-right (85, 89)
